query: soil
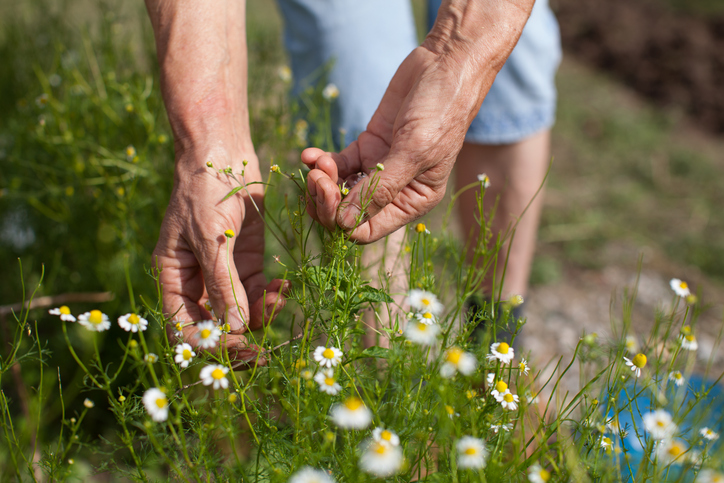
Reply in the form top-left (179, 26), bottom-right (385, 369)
top-left (552, 0), bottom-right (724, 134)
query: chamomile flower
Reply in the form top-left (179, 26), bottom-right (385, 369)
top-left (700, 427), bottom-right (719, 441)
top-left (322, 83), bottom-right (339, 101)
top-left (625, 335), bottom-right (639, 353)
top-left (144, 353), bottom-right (158, 363)
top-left (643, 409), bottom-right (677, 440)
top-left (372, 427), bottom-right (400, 446)
top-left (407, 289), bottom-right (444, 316)
top-left (487, 341), bottom-right (515, 364)
top-left (491, 379), bottom-right (509, 402)
top-left (680, 334), bottom-right (699, 351)
top-left (623, 353), bottom-right (647, 377)
top-left (404, 320), bottom-right (440, 346)
top-left (668, 371), bottom-right (685, 387)
top-left (414, 311), bottom-right (437, 325)
top-left (313, 346), bottom-right (343, 368)
top-left (330, 397), bottom-right (372, 429)
top-left (49, 306), bottom-right (76, 322)
top-left (499, 391), bottom-right (519, 411)
top-left (440, 347), bottom-right (477, 378)
top-left (519, 358), bottom-right (530, 375)
top-left (698, 469), bottom-right (724, 483)
top-left (359, 439), bottom-right (403, 477)
top-left (288, 467), bottom-right (335, 483)
top-left (195, 321), bottom-right (221, 349)
top-left (670, 278), bottom-right (691, 297)
top-left (528, 463), bottom-right (551, 483)
top-left (656, 439), bottom-right (687, 465)
top-left (456, 436), bottom-right (488, 469)
top-left (490, 423), bottom-right (512, 434)
top-left (600, 436), bottom-right (613, 451)
top-left (83, 398), bottom-right (94, 408)
top-left (143, 388), bottom-right (169, 422)
top-left (117, 313), bottom-right (148, 332)
top-left (200, 364), bottom-right (229, 390)
top-left (77, 310), bottom-right (111, 332)
top-left (171, 320), bottom-right (185, 340)
top-left (477, 173), bottom-right (491, 188)
top-left (174, 343), bottom-right (196, 368)
top-left (314, 369), bottom-right (341, 395)
top-left (277, 65), bottom-right (292, 83)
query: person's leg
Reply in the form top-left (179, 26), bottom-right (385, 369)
top-left (455, 131), bottom-right (550, 300)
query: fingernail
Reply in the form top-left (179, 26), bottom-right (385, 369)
top-left (226, 309), bottom-right (246, 332)
top-left (317, 185), bottom-right (326, 206)
top-left (339, 203), bottom-right (361, 230)
top-left (308, 178), bottom-right (317, 198)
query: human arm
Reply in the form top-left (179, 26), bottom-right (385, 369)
top-left (303, 0), bottom-right (535, 242)
top-left (145, 0), bottom-right (288, 363)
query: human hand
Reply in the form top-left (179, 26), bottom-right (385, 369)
top-left (153, 151), bottom-right (289, 365)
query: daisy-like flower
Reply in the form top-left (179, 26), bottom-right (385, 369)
top-left (623, 353), bottom-right (647, 377)
top-left (195, 321), bottom-right (221, 349)
top-left (700, 427), bottom-right (719, 441)
top-left (477, 173), bottom-right (491, 188)
top-left (277, 65), bottom-right (292, 83)
top-left (527, 463), bottom-right (551, 483)
top-left (668, 371), bottom-right (685, 387)
top-left (314, 369), bottom-right (341, 395)
top-left (444, 405), bottom-right (458, 419)
top-left (117, 313), bottom-right (148, 333)
top-left (407, 289), bottom-right (444, 316)
top-left (440, 347), bottom-right (477, 378)
top-left (313, 346), bottom-right (343, 368)
top-left (487, 341), bottom-right (515, 364)
top-left (643, 409), bottom-right (677, 440)
top-left (519, 358), bottom-right (530, 375)
top-left (322, 83), bottom-right (339, 101)
top-left (490, 379), bottom-right (509, 402)
top-left (372, 427), bottom-right (400, 447)
top-left (49, 306), bottom-right (76, 322)
top-left (288, 467), bottom-right (335, 483)
top-left (77, 310), bottom-right (111, 332)
top-left (174, 343), bottom-right (196, 369)
top-left (330, 396), bottom-right (372, 429)
top-left (680, 334), bottom-right (699, 351)
top-left (404, 320), bottom-right (440, 346)
top-left (143, 387), bottom-right (169, 422)
top-left (200, 364), bottom-right (229, 390)
top-left (490, 423), bottom-right (513, 434)
top-left (600, 436), bottom-right (613, 451)
top-left (171, 320), bottom-right (185, 340)
top-left (456, 436), bottom-right (488, 470)
top-left (359, 439), bottom-right (403, 477)
top-left (499, 391), bottom-right (519, 411)
top-left (300, 369), bottom-right (313, 381)
top-left (670, 278), bottom-right (691, 297)
top-left (625, 335), bottom-right (639, 353)
top-left (83, 398), bottom-right (94, 408)
top-left (414, 311), bottom-right (437, 325)
top-left (144, 353), bottom-right (158, 363)
top-left (698, 469), bottom-right (724, 483)
top-left (606, 417), bottom-right (624, 436)
top-left (656, 439), bottom-right (687, 465)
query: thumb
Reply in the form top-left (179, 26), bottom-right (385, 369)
top-left (199, 232), bottom-right (250, 332)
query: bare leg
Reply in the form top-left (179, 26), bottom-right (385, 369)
top-left (455, 130), bottom-right (550, 299)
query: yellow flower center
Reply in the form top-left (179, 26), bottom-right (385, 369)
top-left (128, 314), bottom-right (140, 325)
top-left (520, 362), bottom-right (527, 371)
top-left (464, 447), bottom-right (477, 456)
top-left (421, 297), bottom-right (431, 306)
top-left (324, 377), bottom-right (336, 386)
top-left (679, 281), bottom-right (688, 289)
top-left (228, 393), bottom-right (238, 403)
top-left (602, 437), bottom-right (612, 446)
top-left (685, 335), bottom-right (696, 342)
top-left (495, 380), bottom-right (508, 393)
top-left (211, 368), bottom-right (225, 380)
top-left (446, 348), bottom-right (463, 365)
top-left (344, 397), bottom-right (363, 411)
top-left (673, 373), bottom-right (682, 379)
top-left (657, 421), bottom-right (666, 428)
top-left (182, 349), bottom-right (192, 360)
top-left (323, 348), bottom-right (335, 359)
top-left (295, 359), bottom-right (307, 370)
top-left (155, 397), bottom-right (167, 409)
top-left (60, 306), bottom-right (71, 315)
top-left (445, 405), bottom-right (454, 415)
top-left (200, 329), bottom-right (211, 339)
top-left (88, 310), bottom-right (103, 325)
top-left (668, 444), bottom-right (683, 457)
top-left (681, 325), bottom-right (692, 335)
top-left (497, 342), bottom-right (510, 355)
top-left (224, 229), bottom-right (235, 238)
top-left (381, 430), bottom-right (392, 441)
top-left (175, 322), bottom-right (183, 331)
top-left (417, 322), bottom-right (428, 332)
top-left (415, 223), bottom-right (426, 233)
top-left (373, 442), bottom-right (387, 455)
top-left (632, 353), bottom-right (647, 368)
top-left (503, 393), bottom-right (515, 403)
top-left (422, 312), bottom-right (433, 319)
top-left (539, 469), bottom-right (551, 481)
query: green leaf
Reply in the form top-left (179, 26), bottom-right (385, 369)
top-left (357, 346), bottom-right (390, 360)
top-left (222, 186), bottom-right (244, 201)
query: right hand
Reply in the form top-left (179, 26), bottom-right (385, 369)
top-left (153, 149), bottom-right (289, 365)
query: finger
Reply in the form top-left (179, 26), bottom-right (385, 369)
top-left (153, 246), bottom-right (207, 325)
top-left (314, 154), bottom-right (339, 184)
top-left (307, 169), bottom-right (342, 230)
top-left (181, 323), bottom-right (268, 366)
top-left (248, 279), bottom-right (291, 331)
top-left (302, 144), bottom-right (362, 180)
top-left (197, 233), bottom-right (250, 332)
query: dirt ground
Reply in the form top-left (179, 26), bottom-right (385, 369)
top-left (553, 0), bottom-right (724, 134)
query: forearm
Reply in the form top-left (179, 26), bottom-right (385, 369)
top-left (145, 0), bottom-right (255, 171)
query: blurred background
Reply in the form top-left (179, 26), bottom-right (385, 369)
top-left (1, 0), bottom-right (724, 473)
